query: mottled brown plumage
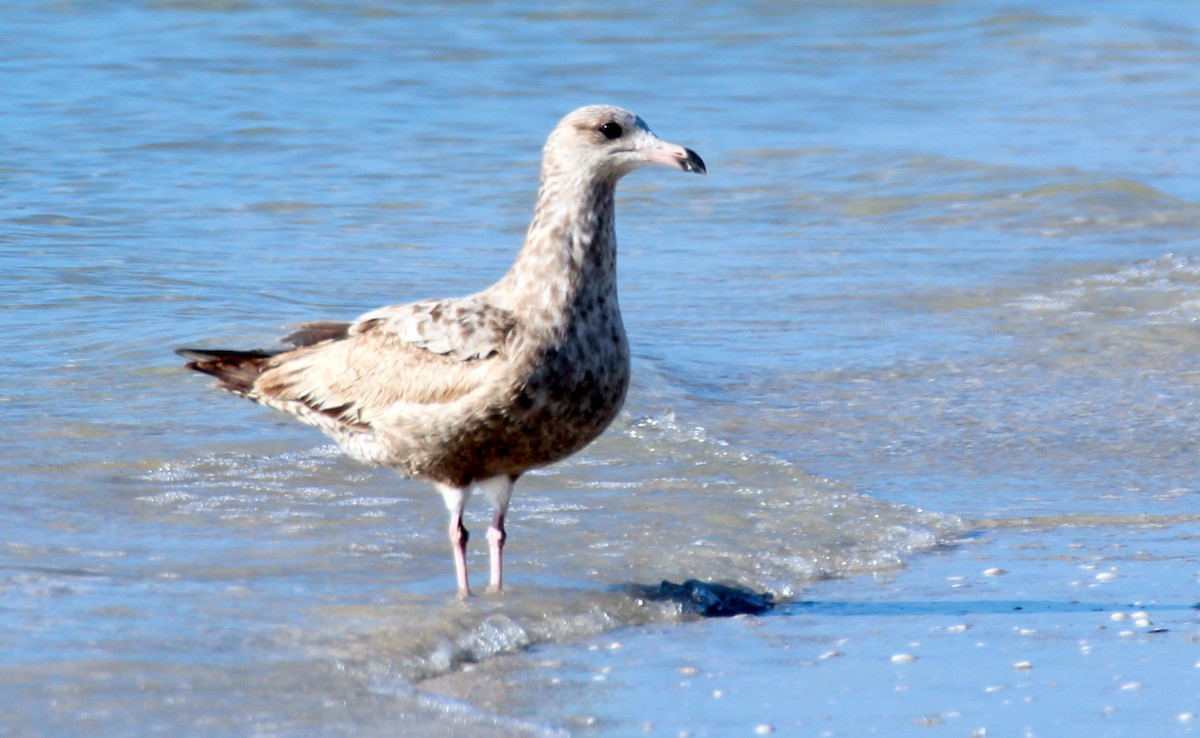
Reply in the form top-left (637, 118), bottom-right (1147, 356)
top-left (178, 105), bottom-right (705, 596)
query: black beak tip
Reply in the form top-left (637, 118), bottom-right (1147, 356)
top-left (684, 148), bottom-right (707, 175)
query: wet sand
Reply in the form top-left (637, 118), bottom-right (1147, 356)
top-left (421, 518), bottom-right (1200, 736)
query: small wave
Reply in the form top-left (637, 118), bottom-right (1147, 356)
top-left (143, 408), bottom-right (965, 682)
top-left (305, 412), bottom-right (961, 679)
top-left (746, 150), bottom-right (1200, 236)
top-left (1008, 254), bottom-right (1200, 327)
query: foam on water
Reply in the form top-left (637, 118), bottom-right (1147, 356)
top-left (1009, 253), bottom-right (1200, 326)
top-left (0, 408), bottom-right (965, 735)
top-left (129, 410), bottom-right (965, 675)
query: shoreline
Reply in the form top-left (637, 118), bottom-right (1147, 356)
top-left (420, 518), bottom-right (1200, 736)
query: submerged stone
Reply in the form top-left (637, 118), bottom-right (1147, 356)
top-left (628, 579), bottom-right (776, 617)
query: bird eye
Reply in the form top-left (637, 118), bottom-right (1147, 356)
top-left (599, 122), bottom-right (623, 140)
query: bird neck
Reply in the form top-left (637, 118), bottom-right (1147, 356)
top-left (499, 170), bottom-right (620, 331)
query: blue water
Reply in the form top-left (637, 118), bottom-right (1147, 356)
top-left (4, 1), bottom-right (1200, 735)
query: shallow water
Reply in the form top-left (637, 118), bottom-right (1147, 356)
top-left (4, 0), bottom-right (1200, 735)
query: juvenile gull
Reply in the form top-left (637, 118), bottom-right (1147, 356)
top-left (177, 105), bottom-right (706, 596)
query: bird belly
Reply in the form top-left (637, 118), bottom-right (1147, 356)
top-left (394, 331), bottom-right (630, 486)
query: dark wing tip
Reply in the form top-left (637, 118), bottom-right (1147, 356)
top-left (175, 347), bottom-right (276, 395)
top-left (176, 347), bottom-right (274, 362)
top-left (281, 321), bottom-right (352, 348)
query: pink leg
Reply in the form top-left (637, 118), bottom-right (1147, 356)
top-left (478, 476), bottom-right (514, 593)
top-left (437, 484), bottom-right (473, 598)
top-left (487, 513), bottom-right (506, 593)
top-left (449, 514), bottom-right (471, 598)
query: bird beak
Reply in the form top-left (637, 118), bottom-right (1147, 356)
top-left (641, 140), bottom-right (707, 175)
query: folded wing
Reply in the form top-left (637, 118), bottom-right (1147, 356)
top-left (209, 296), bottom-right (517, 431)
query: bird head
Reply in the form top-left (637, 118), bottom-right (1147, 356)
top-left (544, 105), bottom-right (706, 184)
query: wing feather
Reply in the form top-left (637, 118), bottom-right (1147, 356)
top-left (252, 296), bottom-right (516, 429)
top-left (351, 296), bottom-right (514, 361)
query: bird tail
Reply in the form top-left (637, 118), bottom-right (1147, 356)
top-left (177, 321), bottom-right (349, 400)
top-left (176, 348), bottom-right (276, 397)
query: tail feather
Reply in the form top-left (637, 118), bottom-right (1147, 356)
top-left (175, 348), bottom-right (277, 396)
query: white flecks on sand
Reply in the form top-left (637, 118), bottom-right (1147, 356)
top-left (425, 517), bottom-right (1200, 737)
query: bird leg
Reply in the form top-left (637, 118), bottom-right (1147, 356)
top-left (437, 484), bottom-right (473, 597)
top-left (449, 514), bottom-right (471, 598)
top-left (477, 476), bottom-right (514, 593)
top-left (487, 513), bottom-right (506, 593)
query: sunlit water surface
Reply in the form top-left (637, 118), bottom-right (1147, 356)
top-left (3, 1), bottom-right (1200, 735)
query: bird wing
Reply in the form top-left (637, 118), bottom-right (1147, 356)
top-left (254, 296), bottom-right (517, 428)
top-left (350, 296), bottom-right (514, 361)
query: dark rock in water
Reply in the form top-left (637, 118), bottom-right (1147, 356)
top-left (628, 579), bottom-right (776, 617)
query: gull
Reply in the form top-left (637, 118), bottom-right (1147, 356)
top-left (178, 105), bottom-right (706, 596)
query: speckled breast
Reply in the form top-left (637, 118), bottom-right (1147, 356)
top-left (426, 321), bottom-right (631, 486)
